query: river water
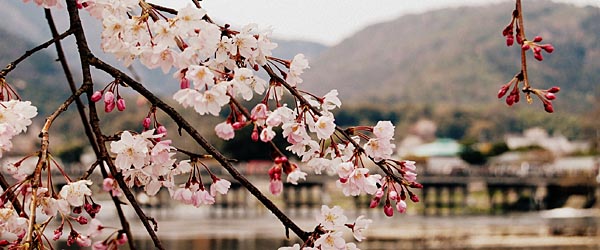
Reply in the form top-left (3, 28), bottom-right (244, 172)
top-left (58, 207), bottom-right (598, 250)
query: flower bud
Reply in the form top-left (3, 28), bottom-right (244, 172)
top-left (91, 91), bottom-right (103, 102)
top-left (521, 44), bottom-right (530, 50)
top-left (232, 122), bottom-right (245, 130)
top-left (369, 197), bottom-right (380, 208)
top-left (396, 200), bottom-right (407, 213)
top-left (274, 156), bottom-right (288, 164)
top-left (117, 233), bottom-right (128, 245)
top-left (548, 86), bottom-right (560, 93)
top-left (389, 191), bottom-right (398, 201)
top-left (117, 98), bottom-right (126, 111)
top-left (339, 177), bottom-right (348, 184)
top-left (541, 44), bottom-right (554, 53)
top-left (73, 206), bottom-right (82, 214)
top-left (375, 189), bottom-right (384, 198)
top-left (506, 35), bottom-right (514, 46)
top-left (103, 91), bottom-right (114, 104)
top-left (156, 125), bottom-right (167, 136)
top-left (251, 128), bottom-right (259, 141)
top-left (383, 204), bottom-right (394, 217)
top-left (544, 92), bottom-right (556, 100)
top-left (534, 52), bottom-right (543, 61)
top-left (180, 77), bottom-right (190, 89)
top-left (143, 117), bottom-right (151, 130)
top-left (497, 85), bottom-right (509, 98)
top-left (105, 101), bottom-right (115, 113)
top-left (410, 193), bottom-right (420, 203)
top-left (533, 36), bottom-right (543, 42)
top-left (75, 216), bottom-right (88, 225)
top-left (533, 46), bottom-right (542, 53)
top-left (0, 240), bottom-right (9, 246)
top-left (506, 95), bottom-right (515, 106)
top-left (410, 182), bottom-right (423, 189)
top-left (544, 102), bottom-right (554, 113)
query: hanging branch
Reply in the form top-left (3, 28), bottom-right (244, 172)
top-left (88, 56), bottom-right (312, 241)
top-left (64, 1), bottom-right (158, 248)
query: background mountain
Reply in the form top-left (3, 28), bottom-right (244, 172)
top-left (302, 1), bottom-right (600, 114)
top-left (1, 1), bottom-right (598, 153)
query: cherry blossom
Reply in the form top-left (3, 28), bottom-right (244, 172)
top-left (58, 180), bottom-right (93, 207)
top-left (215, 122), bottom-right (235, 140)
top-left (316, 205), bottom-right (348, 230)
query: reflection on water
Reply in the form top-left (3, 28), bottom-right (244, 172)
top-left (56, 210), bottom-right (600, 250)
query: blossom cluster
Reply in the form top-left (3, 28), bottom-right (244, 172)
top-left (109, 129), bottom-right (232, 207)
top-left (0, 100), bottom-right (37, 158)
top-left (279, 205), bottom-right (372, 250)
top-left (499, 2), bottom-right (559, 113)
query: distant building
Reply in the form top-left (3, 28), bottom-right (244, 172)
top-left (505, 127), bottom-right (591, 156)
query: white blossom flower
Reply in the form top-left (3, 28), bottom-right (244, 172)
top-left (215, 122), bottom-right (235, 140)
top-left (110, 131), bottom-right (150, 170)
top-left (316, 205), bottom-right (348, 230)
top-left (59, 180), bottom-right (93, 207)
top-left (314, 231), bottom-right (346, 250)
top-left (373, 121), bottom-right (395, 140)
top-left (286, 168), bottom-right (307, 185)
top-left (364, 138), bottom-right (395, 162)
top-left (210, 178), bottom-right (232, 196)
top-left (312, 115), bottom-right (336, 140)
top-left (322, 89), bottom-right (342, 111)
top-left (286, 54), bottom-right (309, 87)
top-left (352, 215), bottom-right (372, 241)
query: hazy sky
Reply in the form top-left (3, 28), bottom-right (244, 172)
top-left (150, 0), bottom-right (600, 45)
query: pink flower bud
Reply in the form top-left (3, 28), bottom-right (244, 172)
top-left (521, 44), bottom-right (530, 50)
top-left (506, 35), bottom-right (514, 46)
top-left (544, 92), bottom-right (556, 100)
top-left (396, 200), bottom-right (407, 213)
top-left (75, 216), bottom-right (88, 225)
top-left (73, 206), bottom-right (82, 214)
top-left (544, 102), bottom-right (554, 113)
top-left (143, 117), bottom-right (151, 130)
top-left (506, 95), bottom-right (515, 106)
top-left (232, 122), bottom-right (245, 130)
top-left (369, 197), bottom-right (380, 208)
top-left (410, 193), bottom-right (420, 203)
top-left (117, 233), bottom-right (128, 245)
top-left (104, 101), bottom-right (115, 113)
top-left (410, 182), bottom-right (423, 189)
top-left (375, 189), bottom-right (384, 198)
top-left (497, 85), bottom-right (510, 98)
top-left (274, 156), bottom-right (288, 164)
top-left (533, 46), bottom-right (542, 53)
top-left (156, 125), bottom-right (167, 136)
top-left (103, 91), bottom-right (114, 104)
top-left (0, 240), bottom-right (8, 247)
top-left (339, 177), bottom-right (348, 183)
top-left (53, 228), bottom-right (63, 241)
top-left (533, 36), bottom-right (543, 42)
top-left (116, 98), bottom-right (126, 111)
top-left (91, 91), bottom-right (103, 102)
top-left (534, 52), bottom-right (543, 61)
top-left (251, 127), bottom-right (259, 141)
top-left (383, 204), bottom-right (394, 217)
top-left (389, 191), bottom-right (398, 201)
top-left (548, 86), bottom-right (560, 93)
top-left (541, 44), bottom-right (554, 53)
top-left (180, 77), bottom-right (190, 89)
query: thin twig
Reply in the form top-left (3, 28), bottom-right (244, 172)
top-left (89, 56), bottom-right (312, 241)
top-left (0, 29), bottom-right (73, 78)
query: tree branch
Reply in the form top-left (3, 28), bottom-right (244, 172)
top-left (88, 56), bottom-right (312, 241)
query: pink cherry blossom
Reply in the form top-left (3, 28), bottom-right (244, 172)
top-left (215, 122), bottom-right (235, 140)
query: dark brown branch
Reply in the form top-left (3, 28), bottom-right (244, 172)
top-left (0, 29), bottom-right (74, 78)
top-left (64, 1), bottom-right (153, 249)
top-left (44, 8), bottom-right (137, 249)
top-left (89, 56), bottom-right (311, 241)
